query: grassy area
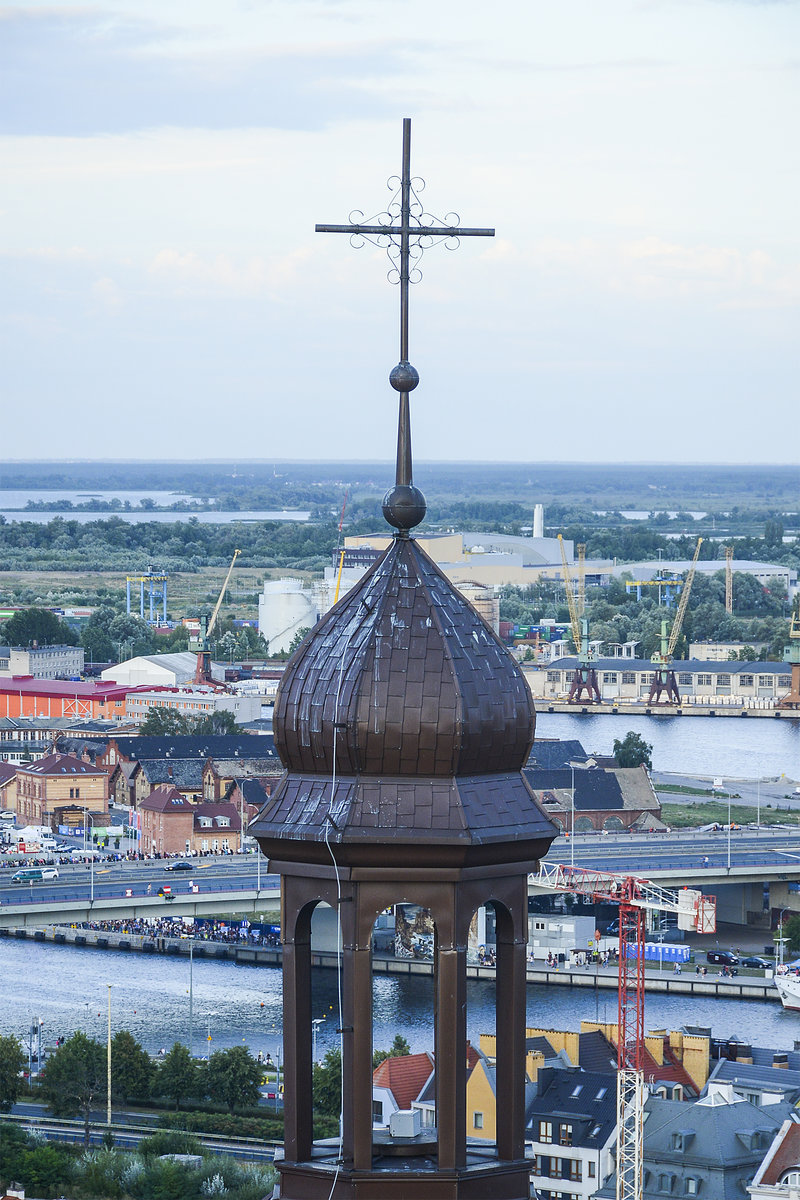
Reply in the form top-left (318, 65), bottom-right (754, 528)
top-left (661, 800), bottom-right (800, 828)
top-left (0, 565), bottom-right (314, 621)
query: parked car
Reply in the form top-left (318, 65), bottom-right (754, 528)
top-left (707, 949), bottom-right (739, 966)
top-left (165, 860), bottom-right (193, 871)
top-left (740, 955), bottom-right (772, 969)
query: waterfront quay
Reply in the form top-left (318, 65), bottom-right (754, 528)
top-left (6, 922), bottom-right (780, 1004)
top-left (537, 701), bottom-right (797, 719)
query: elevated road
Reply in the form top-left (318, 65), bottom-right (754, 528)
top-left (539, 826), bottom-right (800, 888)
top-left (1, 828), bottom-right (799, 926)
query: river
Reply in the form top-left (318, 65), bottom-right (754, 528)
top-left (3, 941), bottom-right (798, 1063)
top-left (535, 711), bottom-right (800, 780)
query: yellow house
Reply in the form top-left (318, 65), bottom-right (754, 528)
top-left (466, 1054), bottom-right (497, 1142)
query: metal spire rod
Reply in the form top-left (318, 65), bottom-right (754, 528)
top-left (315, 118), bottom-right (494, 530)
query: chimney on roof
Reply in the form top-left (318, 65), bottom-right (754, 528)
top-left (168, 765), bottom-right (173, 778)
top-left (773, 1052), bottom-right (789, 1069)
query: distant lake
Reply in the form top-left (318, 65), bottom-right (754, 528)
top-left (594, 510), bottom-right (707, 521)
top-left (0, 489), bottom-right (192, 509)
top-left (0, 490), bottom-right (310, 524)
top-left (0, 511), bottom-right (311, 525)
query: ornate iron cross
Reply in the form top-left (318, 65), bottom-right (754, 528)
top-left (316, 118), bottom-right (494, 533)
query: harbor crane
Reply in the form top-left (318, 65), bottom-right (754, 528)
top-left (532, 862), bottom-right (716, 1200)
top-left (647, 537), bottom-right (703, 704)
top-left (190, 548), bottom-right (241, 684)
top-left (558, 534), bottom-right (601, 704)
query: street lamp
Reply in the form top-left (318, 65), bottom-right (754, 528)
top-left (778, 908), bottom-right (790, 969)
top-left (188, 936), bottom-right (194, 1057)
top-left (83, 810), bottom-right (95, 904)
top-left (312, 1016), bottom-right (326, 1064)
top-left (727, 789), bottom-right (732, 872)
top-left (570, 764), bottom-right (576, 869)
top-left (106, 984), bottom-right (112, 1126)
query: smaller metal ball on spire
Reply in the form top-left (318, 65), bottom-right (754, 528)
top-left (389, 361), bottom-right (419, 392)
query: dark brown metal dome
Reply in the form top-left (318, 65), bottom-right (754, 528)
top-left (251, 536), bottom-right (557, 868)
top-left (275, 537), bottom-right (534, 777)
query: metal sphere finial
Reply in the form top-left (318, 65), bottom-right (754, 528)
top-left (382, 484), bottom-right (427, 533)
top-left (389, 361), bottom-right (419, 392)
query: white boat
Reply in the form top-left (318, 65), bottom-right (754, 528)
top-left (774, 970), bottom-right (800, 1011)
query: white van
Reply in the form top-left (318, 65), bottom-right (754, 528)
top-left (0, 811), bottom-right (15, 824)
top-left (70, 848), bottom-right (102, 862)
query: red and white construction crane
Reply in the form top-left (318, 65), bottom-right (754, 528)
top-left (531, 863), bottom-right (716, 1200)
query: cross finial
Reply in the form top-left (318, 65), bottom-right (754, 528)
top-left (316, 118), bottom-right (494, 534)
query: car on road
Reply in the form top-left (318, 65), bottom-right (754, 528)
top-left (707, 949), bottom-right (739, 966)
top-left (11, 867), bottom-right (59, 883)
top-left (740, 955), bottom-right (773, 969)
top-left (164, 860), bottom-right (193, 871)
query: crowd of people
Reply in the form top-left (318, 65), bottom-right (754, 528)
top-left (70, 917), bottom-right (281, 946)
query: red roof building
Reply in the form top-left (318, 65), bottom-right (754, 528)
top-left (372, 1053), bottom-right (435, 1112)
top-left (0, 677), bottom-right (142, 721)
top-left (139, 787), bottom-right (242, 857)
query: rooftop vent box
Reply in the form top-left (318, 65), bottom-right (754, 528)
top-left (390, 1110), bottom-right (421, 1139)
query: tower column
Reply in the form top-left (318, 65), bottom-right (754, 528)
top-left (341, 888), bottom-right (374, 1170)
top-left (495, 893), bottom-right (528, 1162)
top-left (435, 933), bottom-right (467, 1169)
top-left (281, 880), bottom-right (313, 1163)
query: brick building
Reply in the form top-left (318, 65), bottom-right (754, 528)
top-left (139, 786), bottom-right (241, 856)
top-left (13, 752), bottom-right (108, 826)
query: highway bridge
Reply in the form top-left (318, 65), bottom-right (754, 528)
top-left (2, 827), bottom-right (800, 928)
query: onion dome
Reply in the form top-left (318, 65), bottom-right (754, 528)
top-left (251, 536), bottom-right (557, 869)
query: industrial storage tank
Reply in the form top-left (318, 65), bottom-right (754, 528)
top-left (258, 578), bottom-right (318, 656)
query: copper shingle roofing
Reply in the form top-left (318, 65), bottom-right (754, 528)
top-left (275, 537), bottom-right (534, 778)
top-left (252, 536), bottom-right (557, 867)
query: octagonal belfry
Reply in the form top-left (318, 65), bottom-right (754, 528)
top-left (250, 118), bottom-right (558, 1200)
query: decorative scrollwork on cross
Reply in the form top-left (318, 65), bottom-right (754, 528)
top-left (315, 118), bottom-right (494, 532)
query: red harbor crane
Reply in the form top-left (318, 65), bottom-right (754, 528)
top-left (531, 862), bottom-right (716, 1200)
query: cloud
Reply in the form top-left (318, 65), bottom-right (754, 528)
top-left (147, 245), bottom-right (314, 297)
top-left (0, 8), bottom-right (405, 136)
top-left (90, 276), bottom-right (125, 311)
top-left (484, 233), bottom-right (800, 309)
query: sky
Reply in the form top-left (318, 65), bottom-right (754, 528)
top-left (1, 0), bottom-right (798, 464)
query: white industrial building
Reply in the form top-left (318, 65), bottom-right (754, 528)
top-left (101, 652), bottom-right (198, 688)
top-left (125, 687), bottom-right (263, 726)
top-left (0, 644), bottom-right (84, 680)
top-left (526, 657), bottom-right (794, 706)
